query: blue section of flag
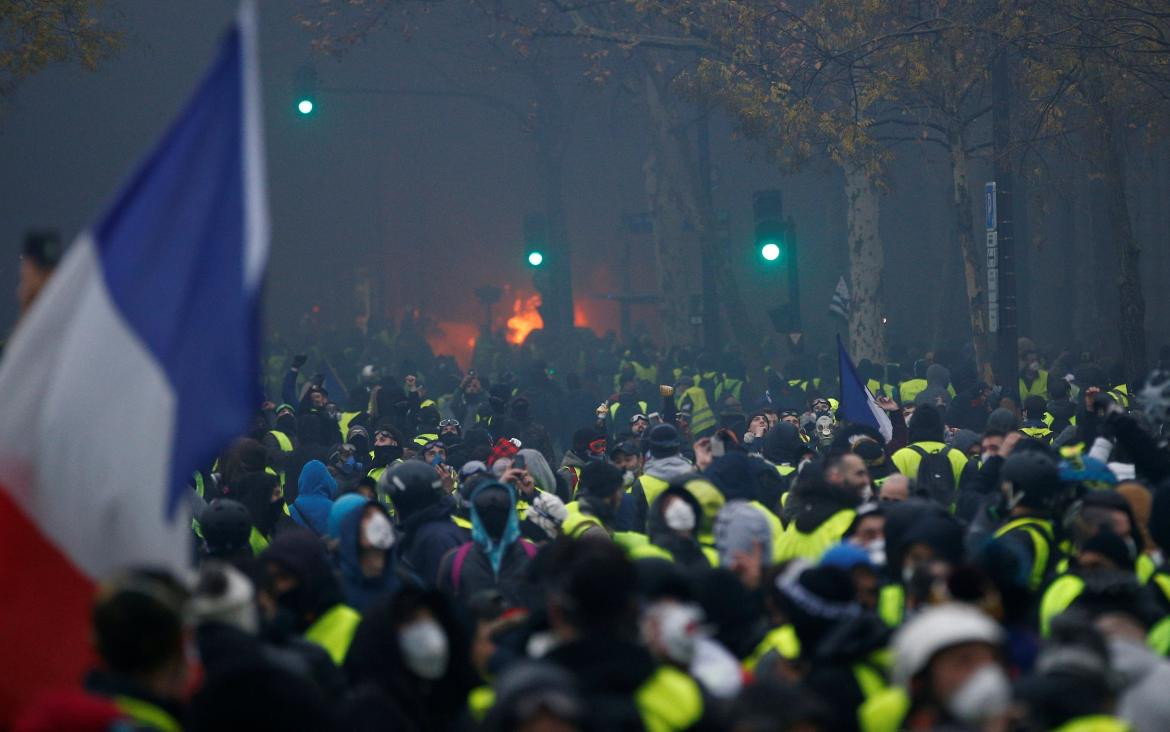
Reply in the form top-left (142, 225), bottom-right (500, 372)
top-left (836, 335), bottom-right (881, 434)
top-left (94, 25), bottom-right (261, 518)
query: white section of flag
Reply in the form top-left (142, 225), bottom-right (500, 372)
top-left (0, 235), bottom-right (187, 579)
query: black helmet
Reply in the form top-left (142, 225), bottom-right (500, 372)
top-left (201, 499), bottom-right (252, 557)
top-left (1001, 451), bottom-right (1061, 509)
top-left (386, 460), bottom-right (443, 519)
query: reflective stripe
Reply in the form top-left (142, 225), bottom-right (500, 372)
top-left (248, 525), bottom-right (269, 556)
top-left (681, 385), bottom-right (716, 436)
top-left (467, 685), bottom-right (495, 723)
top-left (636, 666), bottom-right (704, 732)
top-left (852, 662), bottom-right (887, 700)
top-left (1039, 574), bottom-right (1085, 637)
top-left (113, 695), bottom-right (182, 732)
top-left (774, 509), bottom-right (856, 563)
top-left (877, 584), bottom-right (904, 627)
top-left (994, 517), bottom-right (1054, 591)
top-left (858, 687), bottom-right (910, 732)
top-left (1149, 616), bottom-right (1170, 656)
top-left (304, 604), bottom-right (362, 665)
top-left (562, 501), bottom-right (605, 539)
top-left (1052, 715), bottom-right (1130, 732)
top-left (743, 624), bottom-right (800, 671)
top-left (640, 475), bottom-right (670, 508)
top-left (270, 429), bottom-right (293, 452)
top-left (1136, 554), bottom-right (1157, 584)
top-left (610, 401), bottom-right (648, 420)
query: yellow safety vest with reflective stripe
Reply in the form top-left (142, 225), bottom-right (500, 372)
top-left (1052, 715), bottom-right (1130, 732)
top-left (636, 666), bottom-right (704, 732)
top-left (610, 400), bottom-right (648, 421)
top-left (339, 412), bottom-right (360, 438)
top-left (1107, 384), bottom-right (1130, 408)
top-left (680, 384), bottom-right (716, 436)
top-left (1039, 574), bottom-right (1085, 637)
top-left (774, 508), bottom-right (857, 563)
top-left (562, 501), bottom-right (606, 539)
top-left (859, 687), bottom-right (911, 732)
top-left (715, 377), bottom-right (744, 403)
top-left (270, 430), bottom-right (294, 452)
top-left (1136, 554), bottom-right (1157, 584)
top-left (1021, 426), bottom-right (1054, 443)
top-left (113, 695), bottom-right (182, 732)
top-left (743, 624), bottom-right (800, 672)
top-left (639, 475), bottom-right (670, 509)
top-left (993, 516), bottom-right (1055, 591)
top-left (1044, 412), bottom-right (1078, 429)
top-left (1148, 616), bottom-right (1170, 656)
top-left (877, 584), bottom-right (904, 627)
top-left (305, 603), bottom-right (362, 665)
top-left (1020, 370), bottom-right (1050, 401)
top-left (898, 378), bottom-right (928, 405)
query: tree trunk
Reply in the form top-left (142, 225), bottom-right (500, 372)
top-left (641, 68), bottom-right (696, 351)
top-left (639, 63), bottom-right (766, 372)
top-left (842, 164), bottom-right (886, 362)
top-left (948, 128), bottom-right (993, 381)
top-left (1088, 88), bottom-right (1147, 387)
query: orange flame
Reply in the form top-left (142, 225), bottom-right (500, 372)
top-left (507, 295), bottom-right (543, 344)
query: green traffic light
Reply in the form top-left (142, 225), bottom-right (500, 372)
top-left (760, 242), bottom-right (781, 261)
top-left (297, 99), bottom-right (314, 115)
top-left (527, 251), bottom-right (544, 267)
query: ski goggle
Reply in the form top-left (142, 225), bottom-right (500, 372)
top-left (588, 438), bottom-right (608, 454)
top-left (439, 419), bottom-right (461, 429)
top-left (629, 414), bottom-right (649, 425)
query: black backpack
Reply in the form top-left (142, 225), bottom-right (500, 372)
top-left (909, 445), bottom-right (957, 509)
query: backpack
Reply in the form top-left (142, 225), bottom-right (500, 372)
top-left (908, 445), bottom-right (957, 509)
top-left (450, 540), bottom-right (537, 593)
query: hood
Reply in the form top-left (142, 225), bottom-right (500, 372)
top-left (336, 499), bottom-right (399, 612)
top-left (262, 529), bottom-right (344, 623)
top-left (560, 449), bottom-right (586, 469)
top-left (644, 454), bottom-right (694, 481)
top-left (646, 485), bottom-right (708, 568)
top-left (291, 460), bottom-right (338, 536)
top-left (926, 363), bottom-right (951, 389)
top-left (704, 451), bottom-right (762, 502)
top-left (518, 448), bottom-right (556, 495)
top-left (987, 407), bottom-right (1020, 433)
top-left (761, 422), bottom-right (805, 464)
top-left (469, 482), bottom-right (521, 575)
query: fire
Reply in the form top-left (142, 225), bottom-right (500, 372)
top-left (507, 295), bottom-right (543, 344)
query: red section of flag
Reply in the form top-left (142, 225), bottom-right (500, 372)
top-left (0, 485), bottom-right (96, 726)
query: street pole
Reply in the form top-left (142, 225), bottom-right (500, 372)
top-left (992, 50), bottom-right (1020, 402)
top-left (697, 113), bottom-right (720, 352)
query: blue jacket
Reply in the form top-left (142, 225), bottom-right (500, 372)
top-left (290, 460), bottom-right (337, 536)
top-left (334, 498), bottom-right (400, 612)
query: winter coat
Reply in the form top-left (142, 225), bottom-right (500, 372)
top-left (334, 499), bottom-right (400, 612)
top-left (397, 498), bottom-right (469, 587)
top-left (915, 364), bottom-right (953, 408)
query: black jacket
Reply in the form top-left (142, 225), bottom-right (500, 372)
top-left (436, 539), bottom-right (538, 609)
top-left (398, 499), bottom-right (470, 587)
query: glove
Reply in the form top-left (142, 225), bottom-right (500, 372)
top-left (528, 493), bottom-right (568, 540)
top-left (291, 354), bottom-right (308, 370)
top-left (596, 402), bottom-right (609, 419)
top-left (660, 385), bottom-right (674, 397)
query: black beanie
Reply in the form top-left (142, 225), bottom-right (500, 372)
top-left (579, 460), bottom-right (623, 498)
top-left (1081, 528), bottom-right (1135, 571)
top-left (907, 404), bottom-right (945, 443)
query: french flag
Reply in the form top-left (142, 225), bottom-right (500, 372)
top-left (0, 4), bottom-right (267, 721)
top-left (837, 335), bottom-right (893, 442)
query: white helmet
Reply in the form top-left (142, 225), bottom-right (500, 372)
top-left (892, 603), bottom-right (1004, 686)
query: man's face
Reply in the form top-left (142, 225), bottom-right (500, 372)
top-left (852, 515), bottom-right (885, 545)
top-left (764, 411), bottom-right (779, 427)
top-left (811, 398), bottom-right (831, 415)
top-left (587, 438), bottom-right (608, 460)
top-left (749, 415), bottom-right (769, 435)
top-left (879, 475), bottom-right (910, 503)
top-left (928, 642), bottom-right (998, 706)
top-left (439, 419), bottom-right (461, 437)
top-left (614, 452), bottom-right (642, 474)
top-left (630, 417), bottom-right (649, 436)
top-left (781, 413), bottom-right (800, 427)
top-left (829, 454), bottom-right (870, 496)
top-left (310, 390), bottom-right (326, 408)
top-left (424, 445), bottom-right (446, 464)
top-left (981, 434), bottom-right (1004, 457)
top-left (374, 430), bottom-right (396, 447)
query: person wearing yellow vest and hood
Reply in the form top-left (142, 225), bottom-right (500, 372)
top-left (775, 453), bottom-right (868, 562)
top-left (561, 460), bottom-right (626, 541)
top-left (631, 423), bottom-right (694, 531)
top-left (630, 485), bottom-right (717, 569)
top-left (860, 603), bottom-right (1010, 732)
top-left (262, 529), bottom-right (362, 666)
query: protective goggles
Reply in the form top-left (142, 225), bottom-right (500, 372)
top-left (439, 418), bottom-right (461, 428)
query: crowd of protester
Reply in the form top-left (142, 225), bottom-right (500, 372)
top-left (21, 318), bottom-right (1170, 732)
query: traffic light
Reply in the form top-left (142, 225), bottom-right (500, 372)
top-left (524, 214), bottom-right (547, 268)
top-left (753, 190), bottom-right (788, 264)
top-left (752, 190), bottom-right (800, 332)
top-left (294, 65), bottom-right (317, 116)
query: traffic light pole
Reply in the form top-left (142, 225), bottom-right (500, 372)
top-left (697, 114), bottom-right (721, 352)
top-left (992, 51), bottom-right (1020, 402)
